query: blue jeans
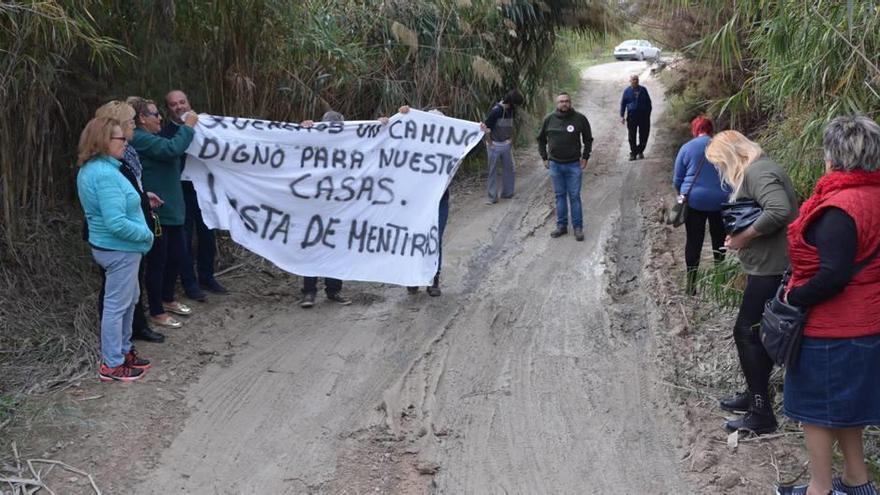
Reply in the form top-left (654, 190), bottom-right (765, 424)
top-left (92, 250), bottom-right (141, 367)
top-left (487, 142), bottom-right (515, 200)
top-left (180, 181), bottom-right (217, 290)
top-left (549, 160), bottom-right (583, 229)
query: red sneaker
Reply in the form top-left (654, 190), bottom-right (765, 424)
top-left (124, 348), bottom-right (151, 370)
top-left (99, 364), bottom-right (144, 382)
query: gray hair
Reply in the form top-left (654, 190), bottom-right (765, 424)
top-left (823, 115), bottom-right (880, 172)
top-left (321, 110), bottom-right (344, 123)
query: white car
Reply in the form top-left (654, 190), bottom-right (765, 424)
top-left (613, 40), bottom-right (661, 61)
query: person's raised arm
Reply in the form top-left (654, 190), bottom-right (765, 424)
top-left (132, 125), bottom-right (195, 161)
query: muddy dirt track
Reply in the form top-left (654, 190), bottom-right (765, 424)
top-left (112, 61), bottom-right (689, 494)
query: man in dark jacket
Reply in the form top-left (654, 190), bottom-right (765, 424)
top-left (619, 74), bottom-right (652, 160)
top-left (160, 89), bottom-right (226, 301)
top-left (537, 92), bottom-right (593, 241)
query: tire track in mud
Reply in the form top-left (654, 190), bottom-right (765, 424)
top-left (134, 61), bottom-right (691, 495)
top-left (370, 63), bottom-right (689, 494)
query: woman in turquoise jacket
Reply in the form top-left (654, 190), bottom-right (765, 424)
top-left (77, 118), bottom-right (154, 382)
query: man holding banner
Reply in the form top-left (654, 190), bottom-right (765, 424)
top-left (160, 89), bottom-right (226, 301)
top-left (297, 110), bottom-right (352, 308)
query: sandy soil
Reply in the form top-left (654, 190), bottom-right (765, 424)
top-left (3, 61), bottom-right (724, 494)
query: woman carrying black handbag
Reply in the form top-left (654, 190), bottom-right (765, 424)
top-left (774, 115), bottom-right (880, 495)
top-left (705, 130), bottom-right (798, 436)
top-left (672, 116), bottom-right (729, 295)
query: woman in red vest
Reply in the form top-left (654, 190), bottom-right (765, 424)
top-left (776, 115), bottom-right (880, 495)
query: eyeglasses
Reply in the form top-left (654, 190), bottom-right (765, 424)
top-left (142, 111), bottom-right (160, 118)
top-left (110, 136), bottom-right (126, 141)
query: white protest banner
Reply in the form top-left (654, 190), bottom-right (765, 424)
top-left (181, 109), bottom-right (483, 286)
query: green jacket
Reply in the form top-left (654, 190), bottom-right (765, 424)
top-left (536, 109), bottom-right (593, 163)
top-left (734, 155), bottom-right (799, 276)
top-left (131, 126), bottom-right (195, 226)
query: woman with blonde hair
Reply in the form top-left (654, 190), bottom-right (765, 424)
top-left (77, 117), bottom-right (154, 381)
top-left (89, 101), bottom-right (166, 344)
top-left (705, 130), bottom-right (798, 435)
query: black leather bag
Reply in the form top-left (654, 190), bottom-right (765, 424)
top-left (761, 245), bottom-right (880, 368)
top-left (760, 280), bottom-right (807, 368)
top-left (666, 195), bottom-right (688, 227)
top-left (666, 157), bottom-right (707, 228)
top-left (721, 199), bottom-right (763, 235)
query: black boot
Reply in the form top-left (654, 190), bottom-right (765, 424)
top-left (132, 326), bottom-right (166, 343)
top-left (725, 392), bottom-right (777, 435)
top-left (719, 391), bottom-right (749, 414)
top-left (426, 274), bottom-right (441, 297)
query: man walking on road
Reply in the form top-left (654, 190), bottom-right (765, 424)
top-left (161, 90), bottom-right (227, 301)
top-left (620, 74), bottom-right (652, 161)
top-left (481, 89), bottom-right (523, 205)
top-left (537, 92), bottom-right (593, 242)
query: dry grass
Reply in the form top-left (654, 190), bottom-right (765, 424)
top-left (0, 213), bottom-right (101, 397)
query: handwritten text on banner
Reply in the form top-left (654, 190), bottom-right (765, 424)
top-left (181, 110), bottom-right (483, 286)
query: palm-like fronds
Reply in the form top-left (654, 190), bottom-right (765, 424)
top-left (0, 0), bottom-right (619, 252)
top-left (651, 0), bottom-right (880, 196)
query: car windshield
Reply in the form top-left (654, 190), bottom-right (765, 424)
top-left (620, 40), bottom-right (638, 47)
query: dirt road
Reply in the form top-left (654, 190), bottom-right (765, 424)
top-left (131, 61), bottom-right (688, 494)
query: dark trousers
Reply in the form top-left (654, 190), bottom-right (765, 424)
top-left (733, 274), bottom-right (782, 412)
top-left (437, 190), bottom-right (449, 275)
top-left (180, 182), bottom-right (217, 290)
top-left (627, 115), bottom-right (650, 155)
top-left (684, 208), bottom-right (725, 270)
top-left (302, 277), bottom-right (342, 296)
top-left (145, 224), bottom-right (185, 315)
top-left (98, 257), bottom-right (149, 333)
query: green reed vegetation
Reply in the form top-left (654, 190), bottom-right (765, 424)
top-left (654, 0), bottom-right (879, 197)
top-left (0, 0), bottom-right (618, 396)
top-left (646, 0), bottom-right (880, 303)
top-left (0, 0), bottom-right (618, 250)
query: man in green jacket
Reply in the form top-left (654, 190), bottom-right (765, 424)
top-left (537, 92), bottom-right (593, 241)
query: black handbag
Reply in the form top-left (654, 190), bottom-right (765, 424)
top-left (760, 276), bottom-right (806, 368)
top-left (721, 199), bottom-right (763, 235)
top-left (666, 156), bottom-right (707, 227)
top-left (761, 245), bottom-right (880, 368)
